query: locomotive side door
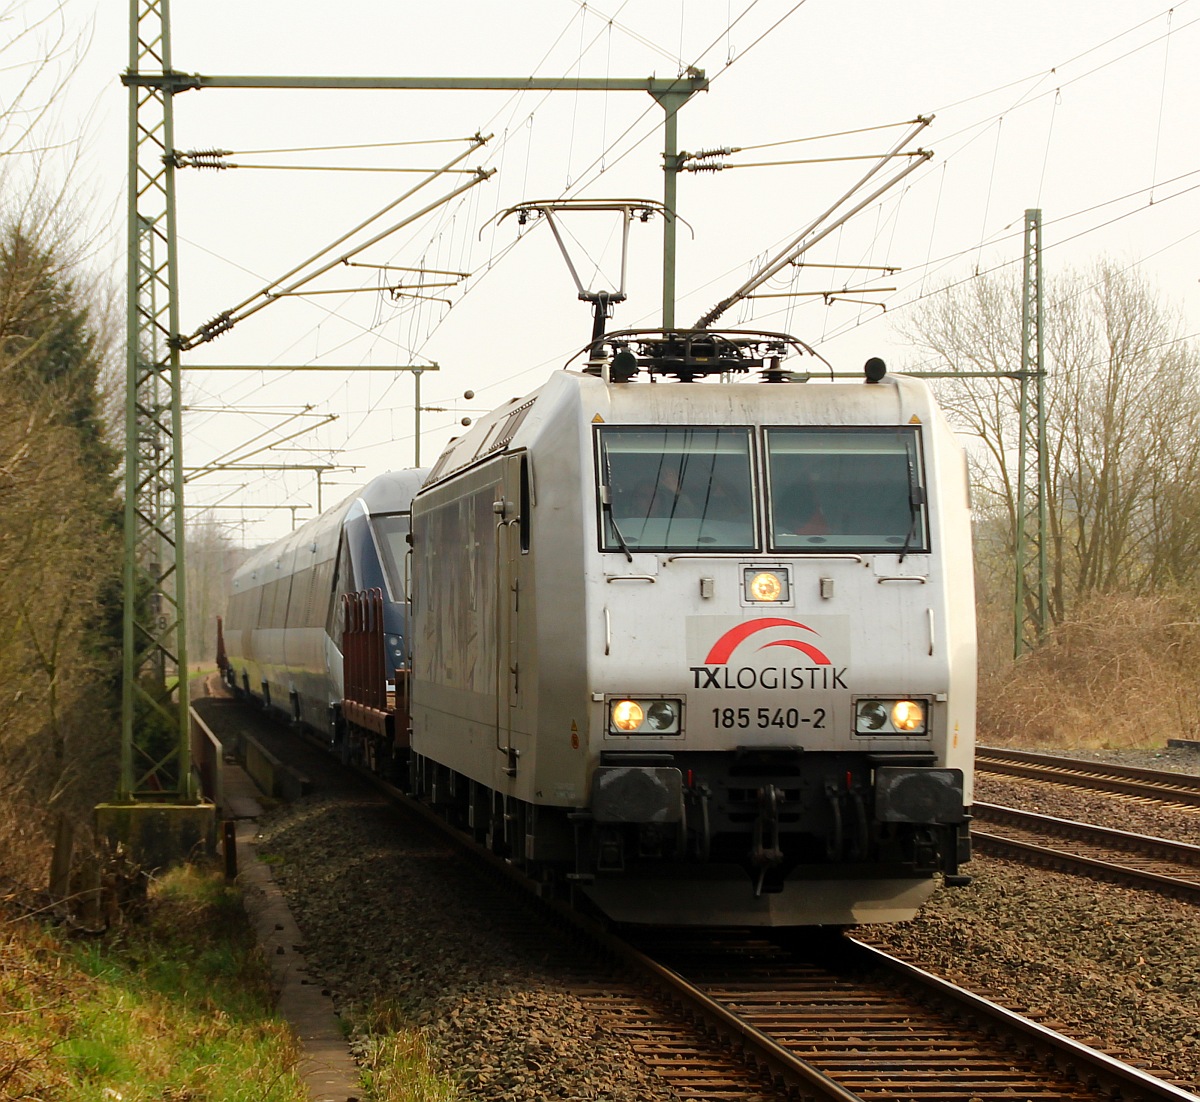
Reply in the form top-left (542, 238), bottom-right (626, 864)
top-left (493, 453), bottom-right (528, 781)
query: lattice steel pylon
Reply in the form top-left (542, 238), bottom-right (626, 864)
top-left (1013, 208), bottom-right (1049, 657)
top-left (119, 0), bottom-right (193, 801)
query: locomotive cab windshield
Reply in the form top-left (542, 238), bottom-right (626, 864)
top-left (597, 423), bottom-right (930, 554)
top-left (599, 426), bottom-right (757, 552)
top-left (765, 426), bottom-right (929, 553)
top-left (371, 512), bottom-right (413, 600)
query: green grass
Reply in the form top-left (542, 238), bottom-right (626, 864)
top-left (0, 863), bottom-right (459, 1102)
top-left (0, 864), bottom-right (306, 1101)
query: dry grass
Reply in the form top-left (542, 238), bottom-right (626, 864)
top-left (355, 1014), bottom-right (461, 1102)
top-left (0, 791), bottom-right (55, 907)
top-left (978, 591), bottom-right (1200, 749)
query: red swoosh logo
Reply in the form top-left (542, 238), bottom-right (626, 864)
top-left (704, 617), bottom-right (829, 665)
top-left (758, 638), bottom-right (833, 663)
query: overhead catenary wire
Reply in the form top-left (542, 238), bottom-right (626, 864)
top-left (802, 174), bottom-right (1200, 351)
top-left (560, 0), bottom-right (680, 66)
top-left (186, 414), bottom-right (339, 482)
top-left (732, 120), bottom-right (930, 151)
top-left (180, 154), bottom-right (496, 348)
top-left (182, 163), bottom-right (483, 174)
top-left (203, 134), bottom-right (488, 317)
top-left (670, 4), bottom-right (1194, 355)
top-left (262, 0), bottom-right (798, 382)
top-left (693, 115), bottom-right (933, 329)
top-left (685, 151), bottom-right (931, 171)
top-left (1149, 6), bottom-right (1174, 201)
top-left (924, 10), bottom-right (1200, 154)
top-left (229, 137), bottom-right (481, 155)
top-left (931, 1), bottom-right (1192, 117)
top-left (1036, 90), bottom-right (1060, 210)
top-left (316, 6), bottom-right (729, 437)
top-left (373, 0), bottom-right (812, 376)
top-left (672, 158), bottom-right (1200, 362)
top-left (240, 0), bottom-right (665, 430)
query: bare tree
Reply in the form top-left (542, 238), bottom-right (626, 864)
top-left (0, 212), bottom-right (122, 821)
top-left (0, 3), bottom-right (124, 891)
top-left (897, 259), bottom-right (1200, 621)
top-left (185, 516), bottom-right (248, 665)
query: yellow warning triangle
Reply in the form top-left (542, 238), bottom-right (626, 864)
top-left (592, 414), bottom-right (605, 423)
top-left (908, 414), bottom-right (922, 424)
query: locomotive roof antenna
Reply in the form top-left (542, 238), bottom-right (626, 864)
top-left (494, 199), bottom-right (686, 376)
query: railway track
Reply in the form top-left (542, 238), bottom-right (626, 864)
top-left (617, 927), bottom-right (1199, 1101)
top-left (973, 802), bottom-right (1200, 902)
top-left (394, 762), bottom-right (1199, 1099)
top-left (976, 745), bottom-right (1200, 808)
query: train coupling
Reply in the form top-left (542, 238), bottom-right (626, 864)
top-left (750, 784), bottom-right (786, 897)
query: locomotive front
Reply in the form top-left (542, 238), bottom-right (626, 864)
top-left (573, 340), bottom-right (974, 926)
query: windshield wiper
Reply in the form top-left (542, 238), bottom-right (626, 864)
top-left (899, 446), bottom-right (926, 563)
top-left (602, 491), bottom-right (634, 563)
top-left (600, 445), bottom-right (634, 563)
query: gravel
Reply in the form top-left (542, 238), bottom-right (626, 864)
top-left (238, 714), bottom-right (1200, 1100)
top-left (252, 785), bottom-right (681, 1102)
top-left (867, 744), bottom-right (1200, 1093)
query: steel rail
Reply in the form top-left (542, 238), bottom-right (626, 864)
top-left (974, 830), bottom-right (1200, 903)
top-left (976, 746), bottom-right (1200, 808)
top-left (218, 709), bottom-right (793, 1099)
top-left (637, 924), bottom-right (1199, 1100)
top-left (975, 802), bottom-right (1200, 865)
top-left (972, 802), bottom-right (1200, 902)
top-left (845, 938), bottom-right (1200, 1102)
top-left (600, 934), bottom-right (862, 1101)
top-left (399, 777), bottom-right (1200, 1099)
top-left (380, 774), bottom-right (861, 1100)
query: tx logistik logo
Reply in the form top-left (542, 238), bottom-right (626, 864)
top-left (690, 617), bottom-right (848, 691)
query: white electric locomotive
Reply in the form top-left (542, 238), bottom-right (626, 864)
top-left (409, 330), bottom-right (975, 927)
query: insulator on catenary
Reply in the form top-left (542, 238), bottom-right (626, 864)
top-left (179, 149), bottom-right (233, 170)
top-left (684, 163), bottom-right (728, 173)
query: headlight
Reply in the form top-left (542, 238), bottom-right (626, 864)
top-left (891, 699), bottom-right (925, 732)
top-left (645, 701), bottom-right (678, 731)
top-left (855, 698), bottom-right (927, 735)
top-left (609, 698), bottom-right (683, 735)
top-left (749, 572), bottom-right (782, 601)
top-left (744, 568), bottom-right (790, 603)
top-left (611, 700), bottom-right (644, 731)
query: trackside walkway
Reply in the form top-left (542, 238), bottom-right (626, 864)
top-left (214, 699), bottom-right (362, 1102)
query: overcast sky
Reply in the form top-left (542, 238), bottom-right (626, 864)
top-left (13, 1), bottom-right (1200, 542)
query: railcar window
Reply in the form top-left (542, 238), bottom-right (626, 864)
top-left (597, 427), bottom-right (756, 553)
top-left (372, 513), bottom-right (412, 600)
top-left (246, 582), bottom-right (264, 630)
top-left (765, 427), bottom-right (928, 553)
top-left (328, 535), bottom-right (356, 642)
